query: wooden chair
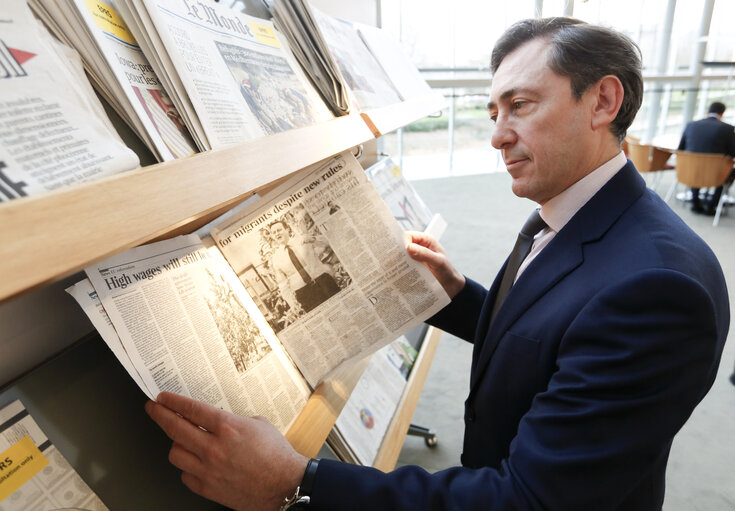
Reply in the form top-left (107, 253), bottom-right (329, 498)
top-left (622, 135), bottom-right (640, 157)
top-left (666, 151), bottom-right (733, 226)
top-left (626, 138), bottom-right (673, 191)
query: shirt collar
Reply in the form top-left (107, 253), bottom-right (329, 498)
top-left (539, 151), bottom-right (626, 233)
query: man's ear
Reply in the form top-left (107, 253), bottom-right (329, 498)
top-left (590, 75), bottom-right (624, 131)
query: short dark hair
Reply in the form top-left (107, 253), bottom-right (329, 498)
top-left (708, 102), bottom-right (726, 115)
top-left (491, 17), bottom-right (643, 143)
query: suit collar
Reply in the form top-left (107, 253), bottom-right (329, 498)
top-left (469, 161), bottom-right (647, 393)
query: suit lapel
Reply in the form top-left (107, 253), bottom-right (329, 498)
top-left (469, 162), bottom-right (647, 394)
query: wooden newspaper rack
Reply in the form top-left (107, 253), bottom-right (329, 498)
top-left (0, 93), bottom-right (447, 494)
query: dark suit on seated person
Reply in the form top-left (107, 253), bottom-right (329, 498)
top-left (678, 101), bottom-right (735, 214)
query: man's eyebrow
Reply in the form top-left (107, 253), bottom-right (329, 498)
top-left (487, 88), bottom-right (518, 111)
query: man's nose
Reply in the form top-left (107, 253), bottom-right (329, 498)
top-left (490, 118), bottom-right (517, 150)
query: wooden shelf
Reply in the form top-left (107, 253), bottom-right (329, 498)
top-left (0, 91), bottom-right (448, 306)
top-left (373, 326), bottom-right (441, 471)
top-left (288, 325), bottom-right (442, 462)
top-left (361, 92), bottom-right (448, 137)
top-left (0, 114), bottom-right (373, 304)
top-left (286, 359), bottom-right (369, 457)
top-left (1, 90), bottom-right (449, 485)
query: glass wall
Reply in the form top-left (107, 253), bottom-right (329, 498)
top-left (379, 0), bottom-right (735, 180)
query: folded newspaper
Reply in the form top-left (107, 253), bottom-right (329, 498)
top-left (68, 150), bottom-right (449, 433)
top-left (0, 0), bottom-right (140, 201)
top-left (268, 0), bottom-right (351, 116)
top-left (269, 1), bottom-right (430, 113)
top-left (29, 0), bottom-right (198, 162)
top-left (113, 0), bottom-right (333, 150)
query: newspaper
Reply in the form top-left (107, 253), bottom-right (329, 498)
top-left (66, 279), bottom-right (154, 399)
top-left (332, 340), bottom-right (411, 465)
top-left (118, 0), bottom-right (332, 149)
top-left (0, 400), bottom-right (109, 511)
top-left (0, 0), bottom-right (139, 201)
top-left (366, 157), bottom-right (435, 232)
top-left (210, 151), bottom-right (449, 386)
top-left (69, 149), bottom-right (448, 430)
top-left (30, 0), bottom-right (198, 162)
top-left (83, 235), bottom-right (310, 432)
top-left (310, 7), bottom-right (402, 111)
top-left (268, 0), bottom-right (350, 116)
top-left (356, 23), bottom-right (432, 101)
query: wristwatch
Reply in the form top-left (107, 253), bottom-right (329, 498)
top-left (280, 458), bottom-right (319, 510)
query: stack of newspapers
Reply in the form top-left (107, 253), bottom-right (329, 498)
top-left (30, 0), bottom-right (332, 153)
top-left (117, 0), bottom-right (332, 150)
top-left (0, 0), bottom-right (140, 201)
top-left (28, 0), bottom-right (198, 161)
top-left (269, 0), bottom-right (432, 112)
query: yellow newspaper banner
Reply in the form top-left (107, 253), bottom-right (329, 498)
top-left (249, 22), bottom-right (281, 48)
top-left (0, 436), bottom-right (48, 502)
top-left (84, 0), bottom-right (137, 46)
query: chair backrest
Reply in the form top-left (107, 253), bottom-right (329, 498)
top-left (674, 151), bottom-right (733, 188)
top-left (627, 139), bottom-right (671, 172)
top-left (622, 135), bottom-right (640, 156)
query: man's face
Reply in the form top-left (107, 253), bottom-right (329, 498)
top-left (270, 222), bottom-right (290, 245)
top-left (488, 38), bottom-right (598, 204)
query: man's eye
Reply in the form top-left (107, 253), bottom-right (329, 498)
top-left (512, 101), bottom-right (526, 111)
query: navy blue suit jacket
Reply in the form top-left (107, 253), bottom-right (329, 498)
top-left (310, 162), bottom-right (729, 510)
top-left (678, 116), bottom-right (735, 156)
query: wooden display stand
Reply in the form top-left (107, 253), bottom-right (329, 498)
top-left (0, 93), bottom-right (447, 502)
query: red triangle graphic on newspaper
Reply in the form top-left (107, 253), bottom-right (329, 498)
top-left (8, 47), bottom-right (36, 66)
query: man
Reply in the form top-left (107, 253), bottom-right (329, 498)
top-left (145, 18), bottom-right (729, 510)
top-left (269, 219), bottom-right (340, 314)
top-left (678, 101), bottom-right (735, 215)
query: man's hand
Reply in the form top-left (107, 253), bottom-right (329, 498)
top-left (145, 392), bottom-right (308, 511)
top-left (406, 231), bottom-right (465, 299)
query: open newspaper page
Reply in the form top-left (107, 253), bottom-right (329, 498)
top-left (84, 234), bottom-right (310, 432)
top-left (210, 151), bottom-right (450, 387)
top-left (66, 279), bottom-right (155, 399)
top-left (0, 401), bottom-right (109, 511)
top-left (39, 0), bottom-right (198, 161)
top-left (0, 0), bottom-right (139, 201)
top-left (127, 0), bottom-right (332, 149)
top-left (356, 24), bottom-right (432, 101)
top-left (311, 7), bottom-right (402, 111)
top-left (333, 340), bottom-right (411, 466)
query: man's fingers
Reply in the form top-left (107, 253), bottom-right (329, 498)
top-left (406, 231), bottom-right (439, 250)
top-left (407, 242), bottom-right (446, 269)
top-left (169, 442), bottom-right (203, 474)
top-left (180, 471), bottom-right (205, 496)
top-left (145, 399), bottom-right (211, 457)
top-left (156, 392), bottom-right (224, 433)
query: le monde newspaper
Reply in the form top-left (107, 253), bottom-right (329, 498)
top-left (67, 151), bottom-right (449, 432)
